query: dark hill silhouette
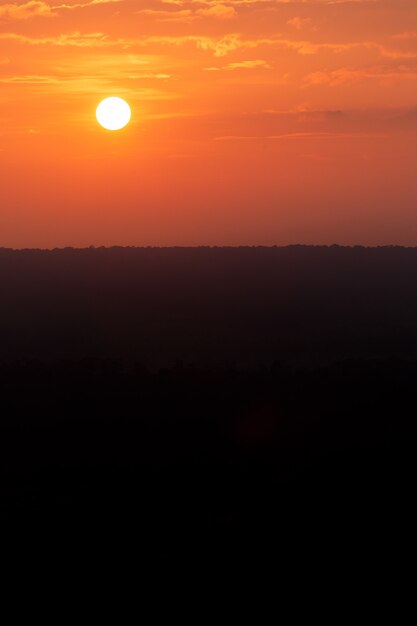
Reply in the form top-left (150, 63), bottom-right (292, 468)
top-left (1, 246), bottom-right (417, 570)
top-left (2, 245), bottom-right (417, 365)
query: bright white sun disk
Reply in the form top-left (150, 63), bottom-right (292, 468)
top-left (96, 97), bottom-right (131, 131)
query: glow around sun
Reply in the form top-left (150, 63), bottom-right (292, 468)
top-left (96, 97), bottom-right (131, 131)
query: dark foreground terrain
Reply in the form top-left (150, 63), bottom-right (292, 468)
top-left (3, 244), bottom-right (417, 367)
top-left (1, 246), bottom-right (417, 567)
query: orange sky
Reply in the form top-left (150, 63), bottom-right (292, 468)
top-left (1, 0), bottom-right (417, 247)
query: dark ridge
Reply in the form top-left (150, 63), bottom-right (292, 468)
top-left (1, 246), bottom-right (417, 569)
top-left (2, 245), bottom-right (417, 366)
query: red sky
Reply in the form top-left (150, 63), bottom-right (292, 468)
top-left (1, 0), bottom-right (417, 248)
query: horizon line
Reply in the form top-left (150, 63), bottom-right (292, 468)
top-left (2, 244), bottom-right (417, 252)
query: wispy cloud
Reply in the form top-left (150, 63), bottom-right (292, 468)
top-left (0, 0), bottom-right (122, 21)
top-left (304, 65), bottom-right (417, 86)
top-left (204, 59), bottom-right (272, 70)
top-left (0, 1), bottom-right (56, 20)
top-left (0, 31), bottom-right (114, 47)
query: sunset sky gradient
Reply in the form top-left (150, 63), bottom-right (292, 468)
top-left (1, 0), bottom-right (417, 247)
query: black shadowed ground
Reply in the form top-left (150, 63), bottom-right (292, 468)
top-left (1, 246), bottom-right (416, 564)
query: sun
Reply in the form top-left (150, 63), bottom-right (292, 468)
top-left (96, 97), bottom-right (131, 131)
